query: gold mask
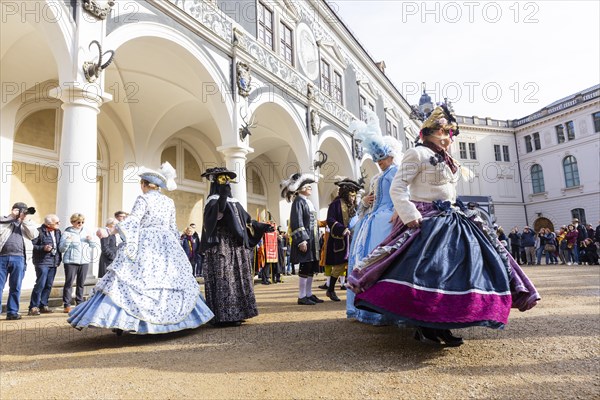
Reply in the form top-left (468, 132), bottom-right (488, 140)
top-left (217, 174), bottom-right (231, 185)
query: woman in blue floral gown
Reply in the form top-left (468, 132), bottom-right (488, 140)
top-left (68, 163), bottom-right (214, 334)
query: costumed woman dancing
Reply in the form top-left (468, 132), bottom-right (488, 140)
top-left (346, 110), bottom-right (403, 325)
top-left (348, 105), bottom-right (540, 346)
top-left (68, 163), bottom-right (214, 334)
top-left (199, 167), bottom-right (274, 327)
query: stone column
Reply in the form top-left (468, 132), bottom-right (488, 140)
top-left (217, 145), bottom-right (253, 210)
top-left (49, 86), bottom-right (111, 290)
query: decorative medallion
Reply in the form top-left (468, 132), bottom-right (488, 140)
top-left (236, 62), bottom-right (252, 97)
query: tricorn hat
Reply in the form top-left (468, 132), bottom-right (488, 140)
top-left (280, 172), bottom-right (315, 202)
top-left (201, 167), bottom-right (237, 182)
top-left (334, 178), bottom-right (362, 192)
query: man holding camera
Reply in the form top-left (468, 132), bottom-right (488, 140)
top-left (0, 202), bottom-right (39, 320)
top-left (28, 214), bottom-right (62, 315)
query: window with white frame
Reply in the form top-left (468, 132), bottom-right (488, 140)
top-left (563, 155), bottom-right (580, 187)
top-left (494, 145), bottom-right (502, 162)
top-left (524, 135), bottom-right (533, 153)
top-left (279, 21), bottom-right (293, 65)
top-left (393, 125), bottom-right (398, 139)
top-left (320, 59), bottom-right (331, 95)
top-left (566, 121), bottom-right (575, 140)
top-left (468, 142), bottom-right (477, 159)
top-left (556, 124), bottom-right (565, 144)
top-left (593, 112), bottom-right (600, 133)
top-left (333, 71), bottom-right (343, 104)
top-left (258, 2), bottom-right (274, 50)
top-left (531, 164), bottom-right (545, 194)
top-left (502, 145), bottom-right (510, 162)
top-left (386, 119), bottom-right (392, 136)
top-left (533, 132), bottom-right (541, 150)
top-left (459, 142), bottom-right (467, 159)
top-left (359, 95), bottom-right (367, 121)
top-left (571, 208), bottom-right (587, 225)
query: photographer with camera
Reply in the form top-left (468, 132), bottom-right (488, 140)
top-left (0, 202), bottom-right (39, 320)
top-left (28, 214), bottom-right (62, 315)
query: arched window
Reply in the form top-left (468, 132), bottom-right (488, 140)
top-left (531, 164), bottom-right (545, 194)
top-left (563, 156), bottom-right (580, 187)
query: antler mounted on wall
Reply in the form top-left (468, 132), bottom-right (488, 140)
top-left (313, 150), bottom-right (328, 170)
top-left (83, 40), bottom-right (115, 83)
top-left (239, 107), bottom-right (258, 141)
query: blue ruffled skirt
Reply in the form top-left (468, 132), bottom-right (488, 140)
top-left (68, 293), bottom-right (214, 335)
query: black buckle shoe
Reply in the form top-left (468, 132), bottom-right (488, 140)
top-left (436, 329), bottom-right (464, 347)
top-left (414, 327), bottom-right (442, 345)
top-left (308, 294), bottom-right (324, 303)
top-left (326, 291), bottom-right (340, 302)
top-left (297, 297), bottom-right (316, 305)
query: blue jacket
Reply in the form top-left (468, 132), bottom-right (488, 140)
top-left (521, 230), bottom-right (536, 247)
top-left (31, 225), bottom-right (62, 267)
top-left (59, 226), bottom-right (97, 265)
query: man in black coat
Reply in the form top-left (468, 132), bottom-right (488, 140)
top-left (28, 214), bottom-right (62, 315)
top-left (98, 218), bottom-right (118, 278)
top-left (281, 172), bottom-right (323, 306)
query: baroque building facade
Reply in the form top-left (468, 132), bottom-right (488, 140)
top-left (454, 84), bottom-right (599, 232)
top-left (1, 1), bottom-right (598, 294)
top-left (1, 0), bottom-right (420, 290)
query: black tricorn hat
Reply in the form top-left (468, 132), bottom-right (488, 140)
top-left (334, 178), bottom-right (362, 192)
top-left (201, 167), bottom-right (237, 182)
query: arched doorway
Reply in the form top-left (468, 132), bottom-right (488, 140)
top-left (533, 217), bottom-right (554, 233)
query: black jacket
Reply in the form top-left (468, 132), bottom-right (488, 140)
top-left (31, 225), bottom-right (62, 267)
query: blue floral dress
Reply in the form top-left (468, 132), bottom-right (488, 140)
top-left (68, 190), bottom-right (214, 334)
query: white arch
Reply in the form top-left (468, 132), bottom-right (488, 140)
top-left (248, 92), bottom-right (311, 168)
top-left (105, 22), bottom-right (234, 141)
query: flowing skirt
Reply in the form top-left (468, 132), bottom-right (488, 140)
top-left (68, 293), bottom-right (214, 334)
top-left (347, 205), bottom-right (396, 325)
top-left (349, 201), bottom-right (540, 329)
top-left (67, 224), bottom-right (214, 334)
top-left (203, 229), bottom-right (259, 323)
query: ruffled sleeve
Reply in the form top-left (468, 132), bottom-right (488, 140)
top-left (390, 148), bottom-right (423, 224)
top-left (115, 195), bottom-right (148, 260)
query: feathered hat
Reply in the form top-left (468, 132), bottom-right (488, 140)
top-left (138, 162), bottom-right (177, 191)
top-left (200, 167), bottom-right (237, 182)
top-left (280, 172), bottom-right (315, 202)
top-left (349, 110), bottom-right (403, 162)
top-left (420, 103), bottom-right (460, 140)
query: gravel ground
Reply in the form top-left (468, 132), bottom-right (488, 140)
top-left (1, 265), bottom-right (599, 399)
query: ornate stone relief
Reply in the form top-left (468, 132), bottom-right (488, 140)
top-left (83, 0), bottom-right (115, 20)
top-left (310, 109), bottom-right (321, 135)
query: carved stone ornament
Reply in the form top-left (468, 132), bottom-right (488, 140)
top-left (83, 0), bottom-right (115, 20)
top-left (310, 109), bottom-right (321, 135)
top-left (306, 83), bottom-right (315, 101)
top-left (236, 62), bottom-right (252, 97)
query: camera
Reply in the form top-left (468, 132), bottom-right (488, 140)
top-left (19, 207), bottom-right (36, 215)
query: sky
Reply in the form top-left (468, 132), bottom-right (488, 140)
top-left (332, 0), bottom-right (600, 120)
